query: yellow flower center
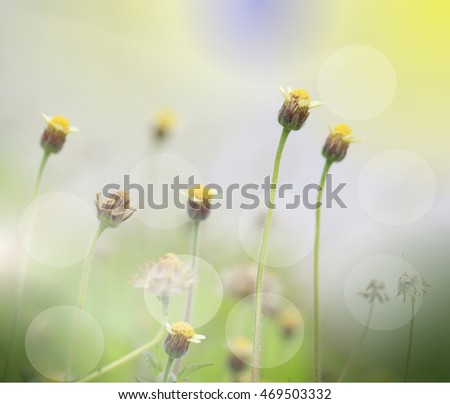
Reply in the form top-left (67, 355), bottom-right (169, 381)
top-left (49, 115), bottom-right (70, 132)
top-left (333, 124), bottom-right (352, 137)
top-left (189, 186), bottom-right (215, 203)
top-left (171, 322), bottom-right (196, 339)
top-left (290, 89), bottom-right (310, 101)
top-left (156, 109), bottom-right (175, 130)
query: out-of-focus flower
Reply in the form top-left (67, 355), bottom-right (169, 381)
top-left (397, 272), bottom-right (430, 303)
top-left (153, 108), bottom-right (175, 142)
top-left (359, 279), bottom-right (389, 304)
top-left (278, 87), bottom-right (321, 131)
top-left (186, 185), bottom-right (218, 221)
top-left (95, 191), bottom-right (136, 228)
top-left (227, 337), bottom-right (252, 373)
top-left (322, 124), bottom-right (359, 163)
top-left (40, 113), bottom-right (78, 153)
top-left (222, 264), bottom-right (283, 316)
top-left (278, 307), bottom-right (303, 338)
top-left (131, 253), bottom-right (196, 299)
top-left (163, 322), bottom-right (205, 358)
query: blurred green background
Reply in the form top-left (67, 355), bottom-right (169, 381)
top-left (1, 0), bottom-right (450, 382)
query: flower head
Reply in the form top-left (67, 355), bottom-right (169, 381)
top-left (397, 272), bottom-right (430, 303)
top-left (228, 337), bottom-right (252, 373)
top-left (322, 124), bottom-right (359, 163)
top-left (279, 307), bottom-right (303, 338)
top-left (278, 87), bottom-right (321, 131)
top-left (131, 253), bottom-right (196, 298)
top-left (153, 108), bottom-right (175, 142)
top-left (186, 185), bottom-right (218, 221)
top-left (359, 279), bottom-right (389, 304)
top-left (40, 113), bottom-right (78, 153)
top-left (95, 191), bottom-right (136, 228)
top-left (163, 322), bottom-right (205, 358)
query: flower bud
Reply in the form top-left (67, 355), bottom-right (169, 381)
top-left (95, 191), bottom-right (136, 228)
top-left (40, 113), bottom-right (78, 153)
top-left (322, 124), bottom-right (359, 163)
top-left (163, 322), bottom-right (205, 359)
top-left (278, 87), bottom-right (321, 131)
top-left (186, 185), bottom-right (217, 221)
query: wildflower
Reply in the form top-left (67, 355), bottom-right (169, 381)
top-left (322, 124), bottom-right (359, 162)
top-left (359, 279), bottom-right (389, 304)
top-left (278, 87), bottom-right (321, 131)
top-left (95, 191), bottom-right (136, 228)
top-left (279, 307), bottom-right (303, 338)
top-left (131, 253), bottom-right (196, 299)
top-left (397, 272), bottom-right (430, 303)
top-left (153, 108), bottom-right (175, 141)
top-left (186, 185), bottom-right (217, 221)
top-left (40, 113), bottom-right (78, 153)
top-left (163, 322), bottom-right (205, 359)
top-left (228, 337), bottom-right (252, 373)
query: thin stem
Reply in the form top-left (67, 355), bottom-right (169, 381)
top-left (77, 325), bottom-right (165, 382)
top-left (338, 301), bottom-right (375, 382)
top-left (251, 127), bottom-right (291, 382)
top-left (163, 356), bottom-right (175, 382)
top-left (313, 158), bottom-right (333, 382)
top-left (32, 150), bottom-right (51, 200)
top-left (404, 300), bottom-right (415, 381)
top-left (183, 220), bottom-right (201, 323)
top-left (172, 220), bottom-right (201, 375)
top-left (2, 150), bottom-right (51, 379)
top-left (64, 223), bottom-right (106, 381)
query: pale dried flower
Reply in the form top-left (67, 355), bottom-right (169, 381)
top-left (95, 191), bottom-right (136, 228)
top-left (359, 279), bottom-right (389, 304)
top-left (397, 272), bottom-right (430, 303)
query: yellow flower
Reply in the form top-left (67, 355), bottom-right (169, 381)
top-left (278, 87), bottom-right (321, 131)
top-left (40, 113), bottom-right (78, 153)
top-left (186, 185), bottom-right (218, 221)
top-left (164, 322), bottom-right (205, 358)
top-left (153, 108), bottom-right (175, 141)
top-left (322, 124), bottom-right (359, 162)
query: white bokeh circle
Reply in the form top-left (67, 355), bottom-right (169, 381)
top-left (128, 153), bottom-right (202, 230)
top-left (358, 150), bottom-right (436, 225)
top-left (143, 255), bottom-right (223, 327)
top-left (318, 45), bottom-right (397, 120)
top-left (226, 293), bottom-right (304, 369)
top-left (238, 193), bottom-right (314, 267)
top-left (345, 255), bottom-right (424, 330)
top-left (19, 192), bottom-right (98, 267)
top-left (25, 305), bottom-right (104, 381)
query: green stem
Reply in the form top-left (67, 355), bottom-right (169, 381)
top-left (404, 300), bottom-right (415, 381)
top-left (77, 325), bottom-right (166, 382)
top-left (2, 150), bottom-right (51, 379)
top-left (64, 223), bottom-right (106, 381)
top-left (32, 150), bottom-right (51, 200)
top-left (338, 301), bottom-right (374, 382)
top-left (183, 220), bottom-right (201, 323)
top-left (313, 158), bottom-right (333, 382)
top-left (251, 127), bottom-right (291, 382)
top-left (163, 356), bottom-right (175, 382)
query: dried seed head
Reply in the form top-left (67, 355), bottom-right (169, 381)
top-left (94, 191), bottom-right (136, 228)
top-left (131, 253), bottom-right (196, 298)
top-left (40, 113), bottom-right (78, 153)
top-left (278, 87), bottom-right (321, 131)
top-left (397, 272), bottom-right (430, 303)
top-left (153, 108), bottom-right (175, 142)
top-left (186, 185), bottom-right (217, 221)
top-left (359, 279), bottom-right (389, 304)
top-left (163, 322), bottom-right (205, 358)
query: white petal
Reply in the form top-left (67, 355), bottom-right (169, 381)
top-left (309, 100), bottom-right (323, 109)
top-left (165, 322), bottom-right (173, 334)
top-left (41, 112), bottom-right (51, 123)
top-left (279, 86), bottom-right (289, 102)
top-left (195, 334), bottom-right (206, 340)
top-left (69, 126), bottom-right (79, 133)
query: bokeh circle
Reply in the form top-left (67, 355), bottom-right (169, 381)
top-left (25, 305), bottom-right (104, 381)
top-left (318, 45), bottom-right (397, 120)
top-left (226, 293), bottom-right (304, 369)
top-left (19, 192), bottom-right (98, 267)
top-left (357, 150), bottom-right (436, 225)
